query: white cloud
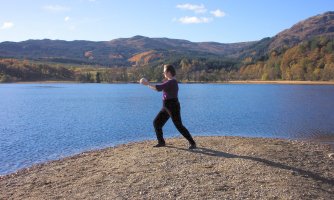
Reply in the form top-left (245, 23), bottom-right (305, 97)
top-left (178, 16), bottom-right (212, 24)
top-left (176, 3), bottom-right (207, 13)
top-left (64, 16), bottom-right (70, 22)
top-left (210, 9), bottom-right (226, 17)
top-left (1, 22), bottom-right (14, 30)
top-left (43, 5), bottom-right (70, 12)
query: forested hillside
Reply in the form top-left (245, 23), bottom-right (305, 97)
top-left (0, 11), bottom-right (334, 83)
top-left (237, 36), bottom-right (334, 81)
top-left (1, 36), bottom-right (333, 83)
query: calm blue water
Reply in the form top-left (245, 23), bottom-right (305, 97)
top-left (1, 83), bottom-right (334, 175)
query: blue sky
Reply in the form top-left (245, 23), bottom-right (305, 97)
top-left (0, 0), bottom-right (333, 43)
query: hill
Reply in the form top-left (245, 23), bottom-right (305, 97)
top-left (0, 36), bottom-right (254, 67)
top-left (1, 12), bottom-right (333, 67)
top-left (236, 11), bottom-right (334, 60)
top-left (270, 11), bottom-right (334, 51)
top-left (0, 11), bottom-right (334, 82)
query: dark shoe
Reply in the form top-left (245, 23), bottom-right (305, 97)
top-left (153, 143), bottom-right (166, 148)
top-left (189, 143), bottom-right (197, 149)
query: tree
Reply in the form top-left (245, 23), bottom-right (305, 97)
top-left (290, 63), bottom-right (305, 80)
top-left (96, 72), bottom-right (101, 83)
top-left (0, 74), bottom-right (11, 82)
top-left (322, 64), bottom-right (334, 81)
top-left (326, 41), bottom-right (333, 53)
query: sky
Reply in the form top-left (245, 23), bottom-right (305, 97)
top-left (0, 0), bottom-right (333, 43)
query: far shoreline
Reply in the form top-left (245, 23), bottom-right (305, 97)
top-left (3, 80), bottom-right (334, 85)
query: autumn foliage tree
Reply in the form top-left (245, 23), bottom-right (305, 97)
top-left (239, 36), bottom-right (334, 81)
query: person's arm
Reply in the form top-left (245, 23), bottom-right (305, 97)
top-left (141, 78), bottom-right (170, 91)
top-left (147, 83), bottom-right (158, 91)
top-left (141, 79), bottom-right (158, 91)
top-left (155, 80), bottom-right (171, 92)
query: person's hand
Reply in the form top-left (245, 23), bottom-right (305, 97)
top-left (142, 80), bottom-right (149, 86)
top-left (140, 78), bottom-right (149, 85)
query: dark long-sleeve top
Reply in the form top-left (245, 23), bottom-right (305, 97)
top-left (155, 79), bottom-right (178, 100)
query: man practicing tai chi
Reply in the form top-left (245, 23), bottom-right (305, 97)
top-left (140, 64), bottom-right (197, 149)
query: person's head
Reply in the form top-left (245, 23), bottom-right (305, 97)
top-left (163, 64), bottom-right (176, 79)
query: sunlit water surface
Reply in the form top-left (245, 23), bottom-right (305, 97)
top-left (1, 83), bottom-right (333, 175)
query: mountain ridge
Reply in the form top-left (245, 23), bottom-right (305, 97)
top-left (269, 11), bottom-right (334, 51)
top-left (0, 11), bottom-right (333, 67)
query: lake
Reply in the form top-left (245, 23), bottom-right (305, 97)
top-left (1, 83), bottom-right (334, 175)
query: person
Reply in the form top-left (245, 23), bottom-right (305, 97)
top-left (141, 64), bottom-right (197, 149)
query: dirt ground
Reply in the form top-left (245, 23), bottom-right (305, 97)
top-left (1, 136), bottom-right (333, 200)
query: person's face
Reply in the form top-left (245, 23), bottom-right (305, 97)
top-left (163, 67), bottom-right (170, 78)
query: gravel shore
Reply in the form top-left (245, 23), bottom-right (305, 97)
top-left (1, 136), bottom-right (333, 199)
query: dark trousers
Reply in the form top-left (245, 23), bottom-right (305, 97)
top-left (153, 98), bottom-right (195, 145)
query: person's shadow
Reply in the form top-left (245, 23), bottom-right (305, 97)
top-left (165, 146), bottom-right (334, 186)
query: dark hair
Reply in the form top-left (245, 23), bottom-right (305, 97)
top-left (164, 64), bottom-right (176, 76)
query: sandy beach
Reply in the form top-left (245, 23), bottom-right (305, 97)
top-left (1, 136), bottom-right (333, 199)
